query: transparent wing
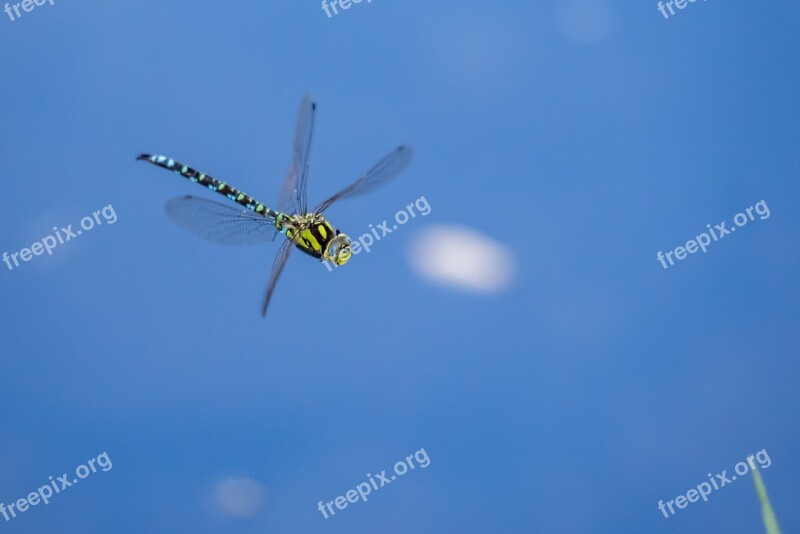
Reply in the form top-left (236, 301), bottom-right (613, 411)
top-left (165, 195), bottom-right (278, 246)
top-left (278, 95), bottom-right (316, 215)
top-left (261, 238), bottom-right (294, 317)
top-left (313, 145), bottom-right (413, 215)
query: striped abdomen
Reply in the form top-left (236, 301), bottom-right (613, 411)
top-left (137, 154), bottom-right (279, 220)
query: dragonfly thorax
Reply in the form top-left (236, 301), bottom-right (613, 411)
top-left (283, 214), bottom-right (352, 266)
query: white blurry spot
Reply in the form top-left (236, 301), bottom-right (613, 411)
top-left (555, 0), bottom-right (615, 44)
top-left (408, 225), bottom-right (515, 293)
top-left (214, 477), bottom-right (265, 519)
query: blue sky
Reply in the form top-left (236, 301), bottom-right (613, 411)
top-left (1, 0), bottom-right (799, 532)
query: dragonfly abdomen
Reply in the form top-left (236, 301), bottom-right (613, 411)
top-left (137, 154), bottom-right (279, 219)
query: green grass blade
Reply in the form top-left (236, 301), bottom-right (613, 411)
top-left (750, 458), bottom-right (781, 534)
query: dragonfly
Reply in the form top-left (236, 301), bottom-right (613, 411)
top-left (137, 96), bottom-right (413, 317)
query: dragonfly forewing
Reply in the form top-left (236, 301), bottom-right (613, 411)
top-left (278, 95), bottom-right (316, 216)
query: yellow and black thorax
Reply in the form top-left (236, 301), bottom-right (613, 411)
top-left (281, 215), bottom-right (337, 260)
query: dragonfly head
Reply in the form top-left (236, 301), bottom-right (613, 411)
top-left (325, 232), bottom-right (352, 266)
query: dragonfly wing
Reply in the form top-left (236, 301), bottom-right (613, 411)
top-left (165, 195), bottom-right (278, 246)
top-left (313, 145), bottom-right (413, 215)
top-left (278, 95), bottom-right (316, 215)
top-left (261, 238), bottom-right (294, 317)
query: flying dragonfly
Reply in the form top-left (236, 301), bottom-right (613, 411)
top-left (138, 96), bottom-right (413, 316)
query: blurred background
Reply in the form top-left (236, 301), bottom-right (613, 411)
top-left (1, 0), bottom-right (798, 532)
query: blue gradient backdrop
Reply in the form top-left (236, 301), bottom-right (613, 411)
top-left (1, 1), bottom-right (799, 532)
